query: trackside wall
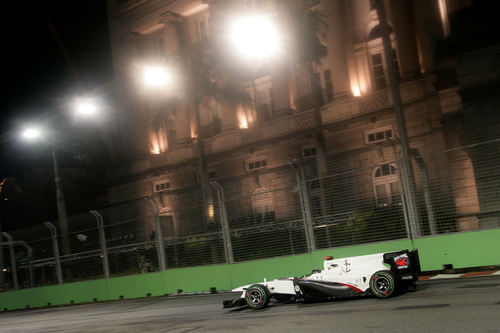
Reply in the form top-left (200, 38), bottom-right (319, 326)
top-left (1, 231), bottom-right (499, 311)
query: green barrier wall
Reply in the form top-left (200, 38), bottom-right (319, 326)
top-left (1, 230), bottom-right (499, 311)
top-left (414, 228), bottom-right (500, 271)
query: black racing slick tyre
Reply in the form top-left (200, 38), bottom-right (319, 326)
top-left (245, 284), bottom-right (271, 310)
top-left (369, 270), bottom-right (396, 298)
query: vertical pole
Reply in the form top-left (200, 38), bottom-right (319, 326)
top-left (374, 0), bottom-right (421, 237)
top-left (51, 145), bottom-right (71, 255)
top-left (289, 161), bottom-right (316, 252)
top-left (2, 232), bottom-right (18, 289)
top-left (0, 179), bottom-right (7, 291)
top-left (211, 181), bottom-right (234, 264)
top-left (413, 152), bottom-right (437, 235)
top-left (20, 240), bottom-right (34, 287)
top-left (144, 198), bottom-right (167, 271)
top-left (91, 210), bottom-right (110, 279)
top-left (44, 222), bottom-right (63, 284)
top-left (0, 213), bottom-right (5, 291)
top-left (391, 144), bottom-right (412, 243)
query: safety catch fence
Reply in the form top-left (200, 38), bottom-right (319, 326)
top-left (2, 134), bottom-right (500, 290)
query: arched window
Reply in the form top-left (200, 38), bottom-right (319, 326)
top-left (367, 25), bottom-right (400, 91)
top-left (372, 163), bottom-right (401, 207)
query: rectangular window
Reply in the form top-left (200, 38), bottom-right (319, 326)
top-left (246, 159), bottom-right (267, 171)
top-left (376, 184), bottom-right (388, 205)
top-left (312, 72), bottom-right (323, 106)
top-left (153, 180), bottom-right (170, 193)
top-left (323, 69), bottom-right (334, 102)
top-left (256, 88), bottom-right (271, 122)
top-left (197, 15), bottom-right (209, 40)
top-left (390, 181), bottom-right (401, 203)
top-left (302, 146), bottom-right (317, 158)
top-left (365, 127), bottom-right (393, 144)
top-left (372, 53), bottom-right (386, 90)
top-left (310, 196), bottom-right (322, 217)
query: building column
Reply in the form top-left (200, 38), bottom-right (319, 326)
top-left (159, 11), bottom-right (182, 55)
top-left (322, 0), bottom-right (351, 97)
top-left (388, 0), bottom-right (420, 78)
top-left (411, 0), bottom-right (441, 73)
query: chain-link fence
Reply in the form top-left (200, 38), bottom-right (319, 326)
top-left (2, 121), bottom-right (500, 290)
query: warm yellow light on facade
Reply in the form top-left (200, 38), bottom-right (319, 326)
top-left (229, 15), bottom-right (280, 59)
top-left (352, 86), bottom-right (361, 97)
top-left (208, 203), bottom-right (215, 219)
top-left (151, 146), bottom-right (161, 155)
top-left (238, 113), bottom-right (248, 129)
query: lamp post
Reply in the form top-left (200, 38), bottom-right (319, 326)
top-left (20, 127), bottom-right (71, 255)
top-left (0, 179), bottom-right (6, 291)
top-left (19, 98), bottom-right (100, 255)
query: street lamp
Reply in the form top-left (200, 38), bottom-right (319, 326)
top-left (73, 97), bottom-right (100, 119)
top-left (19, 126), bottom-right (71, 255)
top-left (142, 66), bottom-right (172, 88)
top-left (229, 15), bottom-right (281, 59)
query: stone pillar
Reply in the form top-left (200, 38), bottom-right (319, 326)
top-left (411, 0), bottom-right (441, 73)
top-left (322, 0), bottom-right (351, 97)
top-left (388, 0), bottom-right (420, 78)
top-left (159, 11), bottom-right (182, 55)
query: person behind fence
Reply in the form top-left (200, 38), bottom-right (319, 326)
top-left (139, 255), bottom-right (152, 273)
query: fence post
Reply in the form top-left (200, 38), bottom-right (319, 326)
top-left (90, 210), bottom-right (110, 279)
top-left (144, 197), bottom-right (167, 271)
top-left (289, 160), bottom-right (316, 252)
top-left (391, 145), bottom-right (413, 242)
top-left (211, 181), bottom-right (234, 264)
top-left (44, 222), bottom-right (63, 284)
top-left (20, 240), bottom-right (35, 288)
top-left (1, 232), bottom-right (18, 289)
top-left (412, 151), bottom-right (437, 235)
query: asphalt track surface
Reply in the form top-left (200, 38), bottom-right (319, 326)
top-left (1, 276), bottom-right (499, 332)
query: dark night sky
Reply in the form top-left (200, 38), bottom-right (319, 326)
top-left (0, 1), bottom-right (112, 178)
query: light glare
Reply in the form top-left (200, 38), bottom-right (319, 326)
top-left (75, 99), bottom-right (98, 117)
top-left (143, 66), bottom-right (171, 87)
top-left (21, 127), bottom-right (42, 141)
top-left (230, 16), bottom-right (280, 59)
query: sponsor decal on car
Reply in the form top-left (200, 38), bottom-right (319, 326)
top-left (394, 254), bottom-right (409, 269)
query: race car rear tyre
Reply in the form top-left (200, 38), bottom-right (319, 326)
top-left (369, 270), bottom-right (396, 298)
top-left (245, 284), bottom-right (271, 310)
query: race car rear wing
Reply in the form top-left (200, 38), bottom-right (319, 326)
top-left (383, 249), bottom-right (421, 278)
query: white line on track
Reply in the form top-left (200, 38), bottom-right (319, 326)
top-left (430, 274), bottom-right (462, 279)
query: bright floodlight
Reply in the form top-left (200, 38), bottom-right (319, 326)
top-left (230, 15), bottom-right (280, 59)
top-left (21, 127), bottom-right (43, 141)
top-left (74, 98), bottom-right (98, 118)
top-left (143, 66), bottom-right (171, 87)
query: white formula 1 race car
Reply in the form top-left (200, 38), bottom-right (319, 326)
top-left (223, 249), bottom-right (420, 310)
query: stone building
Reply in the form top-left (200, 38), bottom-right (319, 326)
top-left (104, 0), bottom-right (496, 244)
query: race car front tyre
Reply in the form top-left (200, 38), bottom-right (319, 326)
top-left (245, 284), bottom-right (271, 310)
top-left (369, 270), bottom-right (396, 298)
